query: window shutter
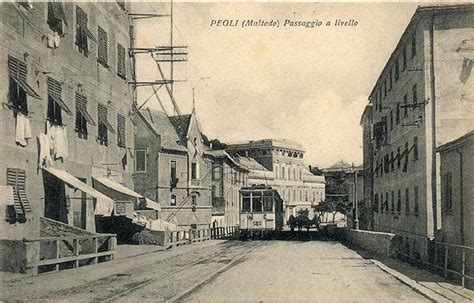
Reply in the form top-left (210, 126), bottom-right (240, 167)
top-left (98, 103), bottom-right (116, 134)
top-left (117, 113), bottom-right (126, 147)
top-left (6, 168), bottom-right (31, 217)
top-left (75, 93), bottom-right (96, 125)
top-left (49, 1), bottom-right (68, 26)
top-left (97, 26), bottom-right (108, 67)
top-left (48, 77), bottom-right (72, 115)
top-left (8, 55), bottom-right (41, 100)
top-left (76, 6), bottom-right (96, 42)
top-left (117, 43), bottom-right (126, 79)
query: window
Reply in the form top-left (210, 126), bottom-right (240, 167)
top-left (212, 165), bottom-right (221, 180)
top-left (391, 191), bottom-right (395, 213)
top-left (389, 69), bottom-right (393, 90)
top-left (281, 166), bottom-right (285, 180)
top-left (414, 186), bottom-right (419, 215)
top-left (6, 168), bottom-right (31, 221)
top-left (75, 92), bottom-right (95, 139)
top-left (411, 34), bottom-right (416, 58)
top-left (299, 169), bottom-right (302, 180)
top-left (97, 26), bottom-right (108, 67)
top-left (413, 186), bottom-right (420, 215)
top-left (191, 162), bottom-right (197, 180)
top-left (242, 194), bottom-right (251, 212)
top-left (402, 47), bottom-right (407, 71)
top-left (117, 113), bottom-right (126, 147)
top-left (47, 77), bottom-right (72, 126)
top-left (397, 190), bottom-right (401, 214)
top-left (385, 192), bottom-right (389, 212)
top-left (397, 147), bottom-right (401, 169)
top-left (375, 161), bottom-right (379, 177)
top-left (263, 193), bottom-right (273, 212)
top-left (8, 55), bottom-right (41, 115)
top-left (75, 6), bottom-right (96, 56)
top-left (390, 151), bottom-right (394, 171)
top-left (117, 43), bottom-right (127, 79)
top-left (443, 173), bottom-right (452, 212)
top-left (403, 94), bottom-right (408, 117)
top-left (170, 194), bottom-right (176, 206)
top-left (135, 150), bottom-right (146, 172)
top-left (305, 190), bottom-right (308, 202)
top-left (396, 103), bottom-right (400, 124)
top-left (403, 142), bottom-right (408, 172)
top-left (374, 193), bottom-right (378, 213)
top-left (395, 59), bottom-right (399, 81)
top-left (47, 1), bottom-right (67, 35)
top-left (171, 160), bottom-right (177, 182)
top-left (252, 193), bottom-right (263, 212)
top-left (413, 137), bottom-right (418, 160)
top-left (390, 110), bottom-right (393, 130)
top-left (191, 195), bottom-right (197, 210)
top-left (384, 154), bottom-right (389, 174)
top-left (405, 188), bottom-right (410, 214)
top-left (412, 84), bottom-right (418, 109)
top-left (97, 104), bottom-right (115, 146)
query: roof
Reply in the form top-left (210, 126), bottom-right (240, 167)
top-left (227, 138), bottom-right (305, 152)
top-left (232, 156), bottom-right (274, 180)
top-left (204, 150), bottom-right (250, 172)
top-left (437, 130), bottom-right (474, 153)
top-left (139, 109), bottom-right (187, 152)
top-left (168, 114), bottom-right (192, 142)
top-left (302, 168), bottom-right (326, 184)
top-left (323, 161), bottom-right (363, 173)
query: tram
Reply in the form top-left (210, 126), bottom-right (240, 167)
top-left (239, 185), bottom-right (284, 237)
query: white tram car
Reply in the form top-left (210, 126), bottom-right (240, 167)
top-left (239, 185), bottom-right (284, 237)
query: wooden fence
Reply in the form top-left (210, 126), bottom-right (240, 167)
top-left (210, 226), bottom-right (239, 239)
top-left (23, 234), bottom-right (116, 274)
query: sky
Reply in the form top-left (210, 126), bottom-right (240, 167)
top-left (134, 2), bottom-right (420, 168)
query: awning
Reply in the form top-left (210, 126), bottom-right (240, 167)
top-left (44, 167), bottom-right (113, 216)
top-left (93, 177), bottom-right (160, 211)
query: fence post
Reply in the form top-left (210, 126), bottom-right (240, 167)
top-left (444, 246), bottom-right (448, 279)
top-left (461, 250), bottom-right (465, 289)
top-left (55, 240), bottom-right (60, 271)
top-left (73, 238), bottom-right (79, 268)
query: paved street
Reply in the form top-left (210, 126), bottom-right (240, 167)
top-left (1, 239), bottom-right (433, 302)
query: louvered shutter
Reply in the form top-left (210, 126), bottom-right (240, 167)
top-left (6, 168), bottom-right (31, 217)
top-left (76, 6), bottom-right (96, 42)
top-left (8, 55), bottom-right (41, 100)
top-left (75, 93), bottom-right (96, 125)
top-left (117, 43), bottom-right (126, 78)
top-left (97, 26), bottom-right (108, 67)
top-left (117, 113), bottom-right (126, 147)
top-left (49, 1), bottom-right (68, 26)
top-left (98, 104), bottom-right (116, 134)
top-left (48, 77), bottom-right (72, 115)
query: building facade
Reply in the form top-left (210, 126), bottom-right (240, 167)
top-left (0, 2), bottom-right (134, 238)
top-left (134, 109), bottom-right (212, 230)
top-left (226, 139), bottom-right (325, 221)
top-left (208, 150), bottom-right (249, 228)
top-left (362, 4), bottom-right (474, 261)
top-left (437, 132), bottom-right (473, 247)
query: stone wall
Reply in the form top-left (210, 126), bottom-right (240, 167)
top-left (40, 217), bottom-right (94, 237)
top-left (0, 240), bottom-right (39, 273)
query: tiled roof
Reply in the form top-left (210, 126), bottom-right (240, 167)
top-left (139, 109), bottom-right (187, 152)
top-left (169, 114), bottom-right (192, 142)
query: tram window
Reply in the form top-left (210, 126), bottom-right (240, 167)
top-left (263, 193), bottom-right (273, 212)
top-left (242, 194), bottom-right (251, 212)
top-left (252, 193), bottom-right (263, 213)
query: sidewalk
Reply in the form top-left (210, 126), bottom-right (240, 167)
top-left (348, 244), bottom-right (474, 302)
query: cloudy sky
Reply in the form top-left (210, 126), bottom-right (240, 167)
top-left (134, 2), bottom-right (420, 167)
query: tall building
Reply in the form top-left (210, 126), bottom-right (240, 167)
top-left (226, 139), bottom-right (325, 220)
top-left (361, 4), bottom-right (474, 261)
top-left (133, 109), bottom-right (212, 230)
top-left (0, 2), bottom-right (134, 238)
top-left (208, 150), bottom-right (249, 228)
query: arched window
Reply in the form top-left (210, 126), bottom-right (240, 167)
top-left (282, 166), bottom-right (285, 180)
top-left (274, 165), bottom-right (279, 179)
top-left (299, 169), bottom-right (302, 180)
top-left (293, 168), bottom-right (296, 180)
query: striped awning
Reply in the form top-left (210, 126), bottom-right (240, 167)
top-left (8, 55), bottom-right (41, 100)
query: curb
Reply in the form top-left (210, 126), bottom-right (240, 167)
top-left (370, 259), bottom-right (452, 303)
